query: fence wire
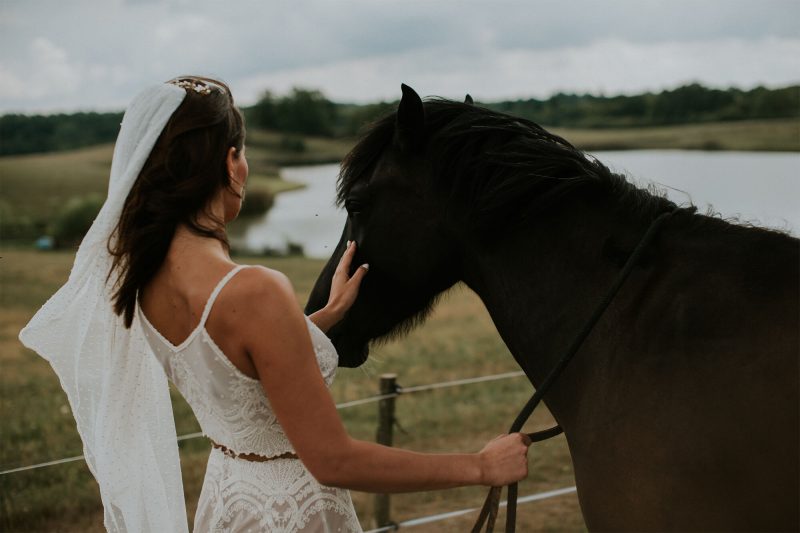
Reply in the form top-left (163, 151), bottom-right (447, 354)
top-left (1, 370), bottom-right (528, 476)
top-left (364, 486), bottom-right (577, 532)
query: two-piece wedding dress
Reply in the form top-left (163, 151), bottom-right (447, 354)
top-left (137, 264), bottom-right (363, 532)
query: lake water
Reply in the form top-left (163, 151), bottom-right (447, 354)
top-left (239, 150), bottom-right (799, 258)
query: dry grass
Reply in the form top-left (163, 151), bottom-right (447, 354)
top-left (0, 129), bottom-right (353, 232)
top-left (0, 248), bottom-right (584, 532)
top-left (553, 118), bottom-right (800, 152)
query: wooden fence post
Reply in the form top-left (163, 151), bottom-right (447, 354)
top-left (374, 373), bottom-right (398, 529)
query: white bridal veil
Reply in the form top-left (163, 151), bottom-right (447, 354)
top-left (19, 83), bottom-right (190, 532)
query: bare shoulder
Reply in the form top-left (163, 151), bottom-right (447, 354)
top-left (234, 265), bottom-right (293, 293)
top-left (219, 265), bottom-right (298, 320)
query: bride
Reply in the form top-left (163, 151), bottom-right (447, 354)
top-left (19, 76), bottom-right (531, 532)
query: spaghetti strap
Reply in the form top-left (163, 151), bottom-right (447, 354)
top-left (198, 265), bottom-right (249, 328)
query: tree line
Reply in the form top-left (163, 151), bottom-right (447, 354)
top-left (489, 83), bottom-right (800, 128)
top-left (1, 112), bottom-right (124, 156)
top-left (2, 83), bottom-right (797, 156)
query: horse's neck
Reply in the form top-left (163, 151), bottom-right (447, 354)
top-left (460, 199), bottom-right (672, 426)
top-left (462, 197), bottom-right (798, 429)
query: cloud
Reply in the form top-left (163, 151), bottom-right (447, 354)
top-left (1, 0), bottom-right (799, 112)
top-left (154, 14), bottom-right (216, 49)
top-left (0, 38), bottom-right (81, 103)
top-left (30, 38), bottom-right (81, 94)
top-left (233, 37), bottom-right (800, 105)
top-left (0, 64), bottom-right (27, 100)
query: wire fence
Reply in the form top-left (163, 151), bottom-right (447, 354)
top-left (363, 486), bottom-right (578, 533)
top-left (0, 370), bottom-right (527, 476)
top-left (4, 368), bottom-right (576, 529)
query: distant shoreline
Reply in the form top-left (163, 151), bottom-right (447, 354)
top-left (551, 118), bottom-right (799, 153)
top-left (1, 118), bottom-right (796, 243)
top-left (265, 118), bottom-right (799, 163)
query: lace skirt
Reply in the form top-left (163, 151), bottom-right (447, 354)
top-left (194, 448), bottom-right (363, 533)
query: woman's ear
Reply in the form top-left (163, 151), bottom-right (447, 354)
top-left (225, 146), bottom-right (238, 179)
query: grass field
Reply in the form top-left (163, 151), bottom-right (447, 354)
top-left (0, 129), bottom-right (352, 237)
top-left (552, 118), bottom-right (800, 152)
top-left (0, 247), bottom-right (583, 532)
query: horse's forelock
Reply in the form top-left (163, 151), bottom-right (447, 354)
top-left (336, 113), bottom-right (396, 208)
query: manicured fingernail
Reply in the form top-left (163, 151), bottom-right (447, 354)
top-left (346, 240), bottom-right (352, 248)
top-left (361, 263), bottom-right (369, 270)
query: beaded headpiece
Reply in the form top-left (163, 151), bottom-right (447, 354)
top-left (168, 77), bottom-right (218, 96)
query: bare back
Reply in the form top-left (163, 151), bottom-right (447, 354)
top-left (138, 259), bottom-right (260, 380)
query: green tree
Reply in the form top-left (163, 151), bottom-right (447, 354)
top-left (249, 88), bottom-right (336, 136)
top-left (250, 90), bottom-right (278, 130)
top-left (0, 112), bottom-right (122, 155)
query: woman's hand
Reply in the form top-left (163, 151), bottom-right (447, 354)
top-left (328, 240), bottom-right (369, 316)
top-left (308, 241), bottom-right (369, 333)
top-left (478, 433), bottom-right (532, 486)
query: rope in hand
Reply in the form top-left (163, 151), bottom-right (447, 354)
top-left (471, 208), bottom-right (680, 533)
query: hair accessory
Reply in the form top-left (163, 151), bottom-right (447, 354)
top-left (169, 78), bottom-right (215, 95)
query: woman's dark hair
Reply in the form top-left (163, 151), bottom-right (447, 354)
top-left (108, 76), bottom-right (245, 328)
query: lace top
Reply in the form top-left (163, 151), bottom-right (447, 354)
top-left (137, 264), bottom-right (339, 457)
top-left (137, 265), bottom-right (362, 531)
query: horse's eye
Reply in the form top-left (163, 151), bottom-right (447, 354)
top-left (345, 199), bottom-right (366, 215)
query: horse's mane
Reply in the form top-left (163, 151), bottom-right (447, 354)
top-left (336, 97), bottom-right (796, 347)
top-left (338, 98), bottom-right (793, 239)
top-left (338, 99), bottom-right (678, 227)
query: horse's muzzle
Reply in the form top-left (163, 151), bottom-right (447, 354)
top-left (336, 342), bottom-right (370, 368)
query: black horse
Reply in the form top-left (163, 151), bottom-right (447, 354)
top-left (306, 84), bottom-right (799, 531)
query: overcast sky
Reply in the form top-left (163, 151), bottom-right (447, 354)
top-left (1, 0), bottom-right (798, 113)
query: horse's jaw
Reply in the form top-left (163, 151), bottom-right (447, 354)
top-left (336, 343), bottom-right (370, 368)
top-left (326, 323), bottom-right (371, 367)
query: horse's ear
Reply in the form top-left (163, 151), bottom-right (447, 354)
top-left (464, 94), bottom-right (474, 105)
top-left (396, 83), bottom-right (425, 152)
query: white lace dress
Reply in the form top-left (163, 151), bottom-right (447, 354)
top-left (137, 265), bottom-right (362, 532)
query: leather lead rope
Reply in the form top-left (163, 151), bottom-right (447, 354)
top-left (471, 208), bottom-right (679, 533)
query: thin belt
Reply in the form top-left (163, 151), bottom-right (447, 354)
top-left (209, 438), bottom-right (299, 462)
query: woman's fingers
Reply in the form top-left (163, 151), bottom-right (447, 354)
top-left (325, 241), bottom-right (369, 315)
top-left (338, 240), bottom-right (368, 283)
top-left (343, 241), bottom-right (369, 287)
top-left (348, 263), bottom-right (370, 287)
top-left (337, 240), bottom-right (356, 273)
top-left (478, 432), bottom-right (531, 486)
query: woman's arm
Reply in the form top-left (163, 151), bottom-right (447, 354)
top-left (236, 266), bottom-right (530, 492)
top-left (306, 306), bottom-right (342, 335)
